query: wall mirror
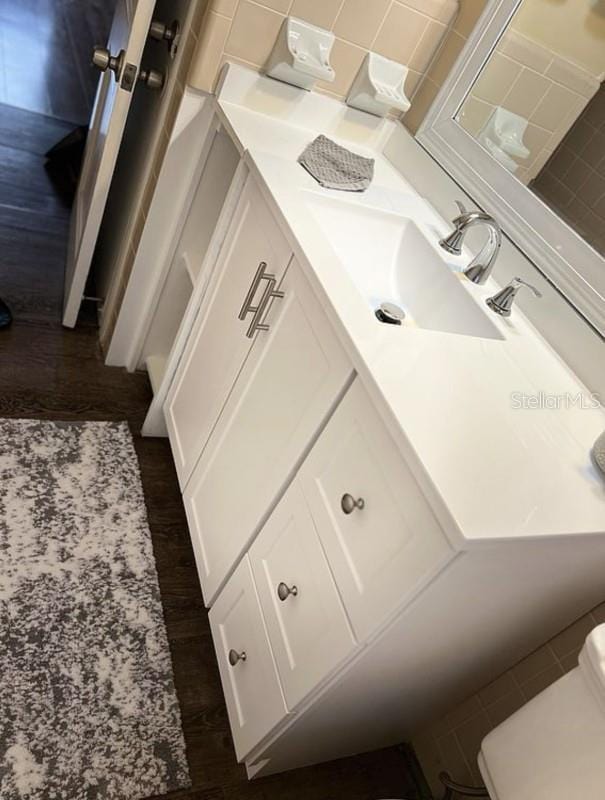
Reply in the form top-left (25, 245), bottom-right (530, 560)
top-left (418, 0), bottom-right (605, 336)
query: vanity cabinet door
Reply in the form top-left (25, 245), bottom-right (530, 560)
top-left (164, 177), bottom-right (292, 488)
top-left (249, 481), bottom-right (356, 710)
top-left (183, 258), bottom-right (352, 606)
top-left (299, 379), bottom-right (451, 642)
top-left (209, 556), bottom-right (290, 761)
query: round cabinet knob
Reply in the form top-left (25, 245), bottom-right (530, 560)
top-left (92, 47), bottom-right (124, 81)
top-left (341, 493), bottom-right (365, 515)
top-left (277, 582), bottom-right (298, 602)
top-left (228, 649), bottom-right (247, 666)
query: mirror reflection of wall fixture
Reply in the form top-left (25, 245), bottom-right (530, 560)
top-left (478, 107), bottom-right (530, 174)
top-left (418, 0), bottom-right (605, 337)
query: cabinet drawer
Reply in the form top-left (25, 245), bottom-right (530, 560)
top-left (209, 557), bottom-right (290, 761)
top-left (299, 379), bottom-right (451, 641)
top-left (249, 481), bottom-right (356, 710)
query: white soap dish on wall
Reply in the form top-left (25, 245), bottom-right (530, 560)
top-left (346, 52), bottom-right (411, 117)
top-left (264, 17), bottom-right (335, 91)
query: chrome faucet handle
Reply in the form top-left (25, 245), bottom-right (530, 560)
top-left (454, 200), bottom-right (468, 218)
top-left (440, 201), bottom-right (470, 254)
top-left (486, 277), bottom-right (542, 317)
top-left (439, 202), bottom-right (502, 283)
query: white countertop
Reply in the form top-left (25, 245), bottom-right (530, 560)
top-left (214, 64), bottom-right (605, 546)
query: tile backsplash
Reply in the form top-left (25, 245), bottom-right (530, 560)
top-left (413, 601), bottom-right (605, 794)
top-left (458, 28), bottom-right (600, 185)
top-left (187, 0), bottom-right (459, 120)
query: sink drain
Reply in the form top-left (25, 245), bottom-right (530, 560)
top-left (375, 302), bottom-right (405, 325)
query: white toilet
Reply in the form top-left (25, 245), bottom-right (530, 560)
top-left (478, 623), bottom-right (605, 800)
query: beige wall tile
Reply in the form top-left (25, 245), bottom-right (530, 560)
top-left (401, 0), bottom-right (459, 24)
top-left (409, 19), bottom-right (447, 73)
top-left (473, 52), bottom-right (522, 106)
top-left (453, 0), bottom-right (487, 37)
top-left (210, 0), bottom-right (238, 17)
top-left (457, 95), bottom-right (493, 136)
top-left (503, 68), bottom-right (551, 120)
top-left (522, 122), bottom-right (552, 161)
top-left (437, 731), bottom-right (474, 786)
top-left (446, 695), bottom-right (483, 729)
top-left (478, 672), bottom-right (516, 707)
top-left (289, 0), bottom-right (342, 29)
top-left (485, 688), bottom-right (526, 728)
top-left (187, 0), bottom-right (467, 127)
top-left (531, 83), bottom-right (583, 132)
top-left (499, 30), bottom-right (552, 74)
top-left (189, 10), bottom-right (232, 91)
top-left (224, 1), bottom-right (285, 67)
top-left (374, 2), bottom-right (429, 65)
top-left (512, 645), bottom-right (557, 685)
top-left (546, 58), bottom-right (599, 99)
top-left (405, 68), bottom-right (423, 97)
top-left (428, 29), bottom-right (466, 86)
top-left (521, 664), bottom-right (564, 702)
top-left (317, 37), bottom-right (366, 97)
top-left (526, 145), bottom-right (554, 181)
top-left (592, 602), bottom-right (605, 625)
top-left (255, 0), bottom-right (292, 13)
top-left (550, 614), bottom-right (595, 659)
top-left (333, 0), bottom-right (391, 49)
top-left (454, 711), bottom-right (492, 780)
top-left (404, 77), bottom-right (440, 133)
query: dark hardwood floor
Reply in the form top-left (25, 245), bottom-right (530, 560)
top-left (0, 104), bottom-right (422, 799)
top-left (0, 0), bottom-right (116, 124)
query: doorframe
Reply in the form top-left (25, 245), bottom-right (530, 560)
top-left (104, 87), bottom-right (214, 370)
top-left (99, 0), bottom-right (205, 351)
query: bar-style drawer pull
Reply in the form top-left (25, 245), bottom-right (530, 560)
top-left (341, 493), bottom-right (365, 514)
top-left (228, 648), bottom-right (247, 666)
top-left (245, 277), bottom-right (284, 338)
top-left (277, 582), bottom-right (298, 601)
top-left (239, 261), bottom-right (272, 321)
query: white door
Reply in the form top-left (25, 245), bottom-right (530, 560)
top-left (183, 258), bottom-right (353, 606)
top-left (63, 0), bottom-right (156, 328)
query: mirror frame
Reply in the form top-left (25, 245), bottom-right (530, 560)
top-left (417, 0), bottom-right (605, 337)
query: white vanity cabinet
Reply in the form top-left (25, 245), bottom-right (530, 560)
top-left (165, 176), bottom-right (353, 605)
top-left (208, 556), bottom-right (291, 761)
top-left (298, 379), bottom-right (451, 642)
top-left (183, 251), bottom-right (352, 605)
top-left (208, 375), bottom-right (455, 767)
top-left (164, 177), bottom-right (293, 488)
top-left (248, 481), bottom-right (357, 710)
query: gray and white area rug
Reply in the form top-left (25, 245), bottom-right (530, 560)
top-left (0, 420), bottom-right (190, 799)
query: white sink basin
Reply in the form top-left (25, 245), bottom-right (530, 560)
top-left (305, 193), bottom-right (504, 341)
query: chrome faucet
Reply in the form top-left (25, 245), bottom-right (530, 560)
top-left (486, 277), bottom-right (542, 317)
top-left (439, 201), bottom-right (502, 285)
